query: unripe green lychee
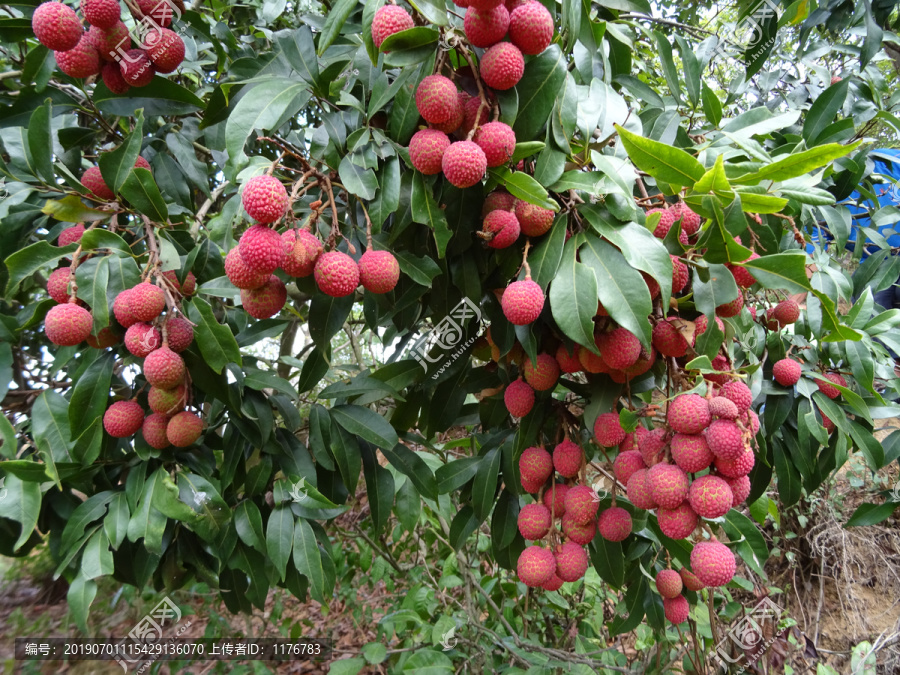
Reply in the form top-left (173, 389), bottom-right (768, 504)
top-left (314, 251), bottom-right (360, 297)
top-left (143, 346), bottom-right (185, 389)
top-left (597, 506), bottom-right (632, 542)
top-left (501, 279), bottom-right (544, 325)
top-left (480, 41), bottom-right (524, 90)
top-left (504, 378), bottom-right (534, 418)
top-left (33, 2), bottom-right (83, 52)
top-left (142, 413), bottom-right (171, 449)
top-left (241, 275), bottom-right (287, 319)
top-left (242, 175), bottom-right (289, 224)
top-left (655, 569), bottom-right (683, 599)
top-left (371, 5), bottom-right (414, 49)
top-left (409, 128), bottom-right (450, 175)
top-left (240, 224), bottom-right (285, 274)
top-left (517, 503), bottom-right (551, 540)
top-left (442, 140), bottom-right (487, 188)
top-left (45, 302), bottom-right (93, 346)
top-left (103, 400), bottom-right (144, 438)
top-left (358, 250), bottom-right (400, 294)
top-left (167, 411), bottom-right (203, 447)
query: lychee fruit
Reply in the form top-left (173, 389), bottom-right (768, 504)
top-left (464, 4), bottom-right (509, 48)
top-left (705, 354), bottom-right (732, 386)
top-left (442, 140), bottom-right (487, 188)
top-left (620, 426), bottom-right (648, 453)
top-left (142, 413), bottom-right (170, 449)
top-left (658, 502), bottom-right (699, 539)
top-left (555, 542), bottom-right (588, 582)
top-left (667, 394), bottom-right (711, 434)
top-left (693, 314), bottom-right (725, 344)
top-left (597, 506), bottom-right (632, 541)
top-left (409, 128), bottom-right (450, 175)
top-left (160, 270), bottom-right (195, 296)
top-left (483, 190), bottom-right (517, 215)
top-left (613, 450), bottom-right (645, 486)
top-left (508, 1), bottom-right (553, 54)
top-left (45, 302), bottom-right (93, 346)
top-left (119, 49), bottom-right (154, 87)
top-left (722, 380), bottom-right (754, 414)
top-left (241, 275), bottom-right (287, 319)
top-left (773, 358), bottom-right (801, 386)
top-left (516, 546), bottom-right (556, 587)
top-left (689, 475), bottom-right (733, 519)
top-left (517, 503), bottom-right (551, 540)
top-left (562, 514), bottom-right (595, 545)
top-left (564, 485), bottom-right (599, 525)
top-left (714, 447), bottom-right (755, 479)
top-left (242, 174), bottom-right (288, 224)
top-left (112, 288), bottom-right (138, 328)
top-left (148, 384), bottom-right (187, 415)
top-left (47, 268), bottom-right (72, 304)
top-left (708, 396), bottom-right (739, 420)
top-left (225, 247), bottom-right (269, 290)
top-left (461, 94), bottom-right (492, 137)
top-left (672, 255), bottom-right (689, 294)
top-left (706, 419), bottom-right (745, 460)
top-left (655, 569), bottom-right (683, 599)
top-left (145, 27), bottom-right (185, 73)
top-left (480, 42), bottom-right (524, 90)
top-left (727, 256), bottom-right (759, 288)
top-left (716, 292), bottom-right (744, 318)
top-left (474, 121), bottom-right (516, 167)
top-left (519, 446), bottom-right (552, 486)
top-left (81, 0), bottom-right (120, 28)
top-left (134, 0), bottom-right (178, 26)
top-left (555, 344), bottom-right (581, 373)
top-left (690, 541), bottom-right (736, 587)
top-left (167, 411), bottom-right (203, 447)
top-left (577, 341), bottom-right (607, 373)
top-left (240, 224), bottom-right (284, 274)
top-left (358, 250), bottom-right (400, 294)
top-left (773, 298), bottom-right (800, 325)
top-left (543, 483), bottom-right (567, 517)
top-left (626, 469), bottom-right (657, 510)
top-left (81, 165), bottom-right (114, 200)
top-left (504, 378), bottom-right (535, 418)
top-left (128, 282), bottom-right (166, 322)
top-left (415, 74), bottom-right (457, 124)
top-left (647, 207), bottom-right (679, 240)
top-left (432, 91), bottom-right (467, 134)
top-left (670, 433), bottom-right (713, 473)
top-left (639, 427), bottom-right (668, 466)
top-left (143, 346), bottom-right (185, 388)
top-left (680, 567), bottom-right (705, 591)
top-left (282, 229), bottom-right (323, 277)
top-left (725, 475), bottom-right (751, 507)
top-left (483, 209), bottom-right (520, 249)
top-left (669, 202), bottom-right (702, 235)
top-left (523, 353), bottom-right (559, 391)
top-left (371, 5), bottom-right (414, 49)
top-left (514, 200), bottom-right (555, 237)
top-left (501, 279), bottom-right (544, 325)
top-left (594, 412), bottom-right (626, 447)
top-left (648, 463), bottom-right (689, 509)
top-left (598, 327), bottom-right (641, 370)
top-left (33, 2), bottom-right (83, 52)
top-left (103, 400), bottom-right (144, 437)
top-left (552, 439), bottom-right (582, 478)
top-left (664, 595), bottom-right (690, 624)
top-left (820, 409), bottom-right (835, 433)
top-left (314, 251), bottom-right (360, 297)
top-left (541, 574), bottom-right (564, 591)
top-left (652, 319), bottom-right (689, 358)
top-left (817, 372), bottom-right (846, 399)
top-left (87, 22), bottom-right (129, 62)
top-left (59, 224), bottom-right (85, 247)
top-left (124, 322), bottom-right (162, 357)
top-left (165, 316), bottom-right (194, 352)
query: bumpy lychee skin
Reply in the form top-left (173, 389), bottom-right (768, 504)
top-left (33, 2), bottom-right (83, 52)
top-left (119, 48), bottom-right (155, 87)
top-left (518, 503), bottom-right (552, 540)
top-left (59, 224), bottom-right (85, 247)
top-left (409, 128), bottom-right (450, 175)
top-left (483, 190), bottom-right (517, 215)
top-left (241, 275), bottom-right (287, 319)
top-left (505, 379), bottom-right (535, 418)
top-left (818, 372), bottom-right (846, 399)
top-left (464, 4), bottom-right (510, 48)
top-left (648, 463), bottom-right (689, 509)
top-left (689, 475), bottom-right (733, 519)
top-left (552, 440), bottom-right (582, 478)
top-left (672, 255), bottom-right (689, 294)
top-left (88, 22), bottom-right (129, 62)
top-left (483, 209), bottom-right (520, 249)
top-left (515, 200), bottom-right (555, 237)
top-left (620, 426), bottom-right (648, 453)
top-left (658, 503), bottom-right (699, 539)
top-left (664, 596), bottom-right (690, 624)
top-left (728, 257), bottom-right (759, 288)
top-left (655, 569), bottom-right (683, 599)
top-left (103, 400), bottom-right (144, 438)
top-left (112, 289), bottom-right (138, 328)
top-left (705, 354), bottom-right (731, 386)
top-left (613, 450), bottom-right (645, 486)
top-left (594, 412), bottom-right (626, 447)
top-left (442, 140), bottom-right (487, 188)
top-left (461, 93), bottom-right (491, 136)
top-left (142, 413), bottom-right (170, 449)
top-left (565, 485), bottom-right (599, 525)
top-left (773, 298), bottom-right (800, 325)
top-left (652, 319), bottom-right (689, 358)
top-left (555, 542), bottom-right (589, 582)
top-left (714, 447), bottom-right (755, 479)
top-left (543, 483), bottom-right (567, 517)
top-left (282, 229), bottom-right (323, 278)
top-left (725, 475), bottom-right (751, 507)
top-left (519, 446), bottom-right (553, 486)
top-left (81, 165), bottom-right (114, 201)
top-left (693, 314), bottom-right (725, 345)
top-left (680, 567), bottom-right (705, 591)
top-left (129, 282), bottom-right (166, 322)
top-left (81, 0), bottom-right (120, 28)
top-left (523, 353), bottom-right (559, 391)
top-left (148, 384), bottom-right (186, 415)
top-left (165, 316), bottom-right (194, 352)
top-left (516, 546), bottom-right (556, 587)
top-left (242, 175), bottom-right (289, 224)
top-left (371, 5), bottom-right (414, 49)
top-left (773, 358), bottom-right (801, 386)
top-left (690, 541), bottom-right (736, 587)
top-left (598, 507), bottom-right (632, 542)
top-left (627, 469), bottom-right (657, 510)
top-left (509, 1), bottom-right (553, 54)
top-left (358, 250), bottom-right (400, 294)
top-left (167, 411), bottom-right (203, 447)
top-left (555, 344), bottom-right (581, 374)
top-left (145, 27), bottom-right (185, 73)
top-left (598, 327), bottom-right (641, 370)
top-left (820, 409), bottom-right (836, 434)
top-left (709, 396), bottom-right (739, 420)
top-left (480, 42), bottom-right (525, 90)
top-left (124, 322), bottom-right (162, 357)
top-left (47, 268), bottom-right (72, 304)
top-left (670, 201), bottom-right (702, 235)
top-left (314, 251), bottom-right (360, 297)
top-left (647, 208), bottom-right (675, 238)
top-left (101, 60), bottom-right (130, 92)
top-left (143, 346), bottom-right (185, 389)
top-left (45, 302), bottom-right (93, 346)
top-left (640, 427), bottom-right (668, 467)
top-left (474, 121), bottom-right (516, 167)
top-left (670, 433), bottom-right (713, 473)
top-left (240, 225), bottom-right (285, 275)
top-left (225, 247), bottom-right (269, 290)
top-left (134, 0), bottom-right (178, 26)
top-left (716, 292), bottom-right (744, 318)
top-left (415, 74), bottom-right (457, 124)
top-left (706, 418), bottom-right (745, 460)
top-left (160, 269), bottom-right (195, 297)
top-left (501, 279), bottom-right (544, 325)
top-left (561, 513), bottom-right (593, 544)
top-left (667, 394), bottom-right (711, 434)
top-left (541, 574), bottom-right (564, 591)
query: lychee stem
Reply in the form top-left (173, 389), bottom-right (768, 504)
top-left (453, 40), bottom-right (491, 140)
top-left (359, 199), bottom-right (374, 249)
top-left (520, 239), bottom-right (532, 279)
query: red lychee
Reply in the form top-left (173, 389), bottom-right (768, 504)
top-left (514, 200), bottom-right (555, 237)
top-left (652, 319), bottom-right (689, 358)
top-left (672, 255), bottom-right (689, 294)
top-left (125, 322), bottom-right (162, 357)
top-left (670, 433), bottom-right (713, 473)
top-left (773, 298), bottom-right (800, 325)
top-left (773, 358), bottom-right (801, 386)
top-left (725, 475), bottom-right (751, 507)
top-left (690, 541), bottom-right (736, 587)
top-left (142, 413), bottom-right (170, 449)
top-left (714, 447), bottom-right (755, 479)
top-left (112, 288), bottom-right (138, 328)
top-left (241, 275), bottom-right (287, 319)
top-left (240, 224), bottom-right (285, 274)
top-left (708, 396), bottom-right (739, 420)
top-left (480, 42), bottom-right (524, 90)
top-left (145, 27), bottom-right (185, 73)
top-left (165, 316), bottom-right (193, 352)
top-left (562, 514), bottom-right (595, 545)
top-left (45, 302), bottom-right (92, 346)
top-left (81, 165), bottom-right (115, 201)
top-left (555, 542), bottom-right (588, 582)
top-left (543, 483), bottom-right (567, 517)
top-left (541, 574), bottom-right (564, 591)
top-left (88, 22), bottom-right (129, 62)
top-left (33, 2), bottom-right (83, 52)
top-left (409, 128), bottom-right (450, 175)
top-left (613, 450), bottom-right (645, 486)
top-left (119, 49), bottom-right (154, 87)
top-left (598, 327), bottom-right (641, 370)
top-left (564, 485), bottom-right (599, 525)
top-left (464, 4), bottom-right (509, 48)
top-left (716, 292), bottom-right (744, 318)
top-left (626, 469), bottom-right (657, 510)
top-left (669, 202), bottom-right (702, 235)
top-left (371, 5), bottom-right (414, 49)
top-left (504, 378), bottom-right (535, 418)
top-left (689, 475), bottom-right (733, 519)
top-left (664, 595), bottom-right (690, 624)
top-left (128, 282), bottom-right (166, 322)
top-left (658, 502), bottom-right (699, 539)
top-left (517, 546), bottom-right (556, 587)
top-left (647, 207), bottom-right (674, 237)
top-left (667, 394), bottom-right (711, 434)
top-left (483, 190), bottom-right (517, 215)
top-left (706, 419), bottom-right (746, 460)
top-left (517, 503), bottom-right (551, 540)
top-left (143, 346), bottom-right (185, 389)
top-left (47, 268), bottom-right (72, 304)
top-left (358, 250), bottom-right (400, 294)
top-left (639, 427), bottom-right (667, 466)
top-left (680, 567), bottom-right (705, 591)
top-left (474, 121), bottom-right (516, 167)
top-left (693, 314), bottom-right (724, 344)
top-left (817, 372), bottom-right (846, 399)
top-left (431, 91), bottom-right (467, 134)
top-left (415, 74), bottom-right (457, 124)
top-left (314, 251), bottom-right (360, 297)
top-left (81, 0), bottom-right (120, 28)
top-left (727, 256), bottom-right (759, 288)
top-left (282, 229), bottom-right (323, 278)
top-left (648, 463), bottom-right (689, 509)
top-left (242, 175), bottom-right (288, 224)
top-left (59, 224), bottom-right (85, 247)
top-left (442, 140), bottom-right (487, 188)
top-left (167, 411), bottom-right (203, 447)
top-left (148, 384), bottom-right (186, 415)
top-left (103, 400), bottom-right (144, 437)
top-left (135, 0), bottom-right (178, 26)
top-left (501, 279), bottom-right (544, 325)
top-left (594, 412), bottom-right (626, 447)
top-left (483, 209), bottom-right (520, 249)
top-left (508, 1), bottom-right (553, 55)
top-left (555, 344), bottom-right (581, 373)
top-left (620, 426), bottom-right (648, 453)
top-left (552, 440), bottom-right (582, 478)
top-left (655, 569), bottom-right (683, 599)
top-left (225, 247), bottom-right (269, 290)
top-left (523, 353), bottom-right (559, 391)
top-left (597, 506), bottom-right (632, 541)
top-left (519, 446), bottom-right (552, 486)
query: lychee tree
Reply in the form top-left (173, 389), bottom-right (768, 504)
top-left (1, 0), bottom-right (900, 671)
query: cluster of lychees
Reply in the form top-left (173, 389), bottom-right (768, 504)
top-left (223, 175), bottom-right (402, 315)
top-left (31, 0), bottom-right (186, 93)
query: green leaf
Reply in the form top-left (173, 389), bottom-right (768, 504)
top-left (318, 0), bottom-right (357, 54)
top-left (512, 45), bottom-right (568, 143)
top-left (234, 501), bottom-right (267, 555)
top-left (66, 573), bottom-right (97, 634)
top-left (615, 124), bottom-right (704, 188)
top-left (75, 255), bottom-right (109, 334)
top-left (491, 490), bottom-right (519, 549)
top-left (732, 188), bottom-right (788, 213)
top-left (338, 154), bottom-right (378, 200)
top-left (4, 241), bottom-right (77, 297)
top-left (395, 478), bottom-right (421, 532)
top-left (379, 26), bottom-right (440, 53)
top-left (411, 172), bottom-right (451, 258)
top-left (99, 110), bottom-right (143, 195)
top-left (722, 510), bottom-right (769, 579)
top-left (449, 505), bottom-right (480, 550)
top-left (104, 493), bottom-right (129, 550)
top-left (802, 78), bottom-right (850, 145)
top-left (308, 292), bottom-right (354, 353)
top-left (277, 26), bottom-right (320, 86)
top-left (488, 166), bottom-right (558, 211)
top-left (331, 404), bottom-right (400, 451)
top-left (472, 447), bottom-right (500, 522)
top-left (653, 32), bottom-right (681, 104)
top-left (702, 82), bottom-right (722, 127)
top-left (266, 505), bottom-right (294, 581)
top-left (407, 0), bottom-right (447, 26)
top-left (0, 475), bottom-right (41, 551)
top-left (527, 215), bottom-right (566, 289)
top-left (68, 352), bottom-right (113, 442)
top-left (331, 421), bottom-right (361, 495)
top-left (31, 390), bottom-right (73, 486)
top-left (549, 239), bottom-right (599, 351)
top-left (185, 297), bottom-right (242, 373)
top-left (511, 141), bottom-right (546, 162)
top-left (590, 538), bottom-right (625, 588)
top-left (293, 518), bottom-right (327, 602)
top-left (845, 502), bottom-right (898, 527)
top-left (361, 442), bottom-right (395, 534)
top-left (733, 141), bottom-right (862, 185)
top-left (773, 443), bottom-right (801, 507)
top-left (27, 99), bottom-right (54, 183)
top-left (120, 167), bottom-right (168, 222)
top-left (126, 474), bottom-right (168, 554)
top-left (80, 528), bottom-right (114, 579)
top-left (436, 457), bottom-right (480, 494)
top-left (394, 251), bottom-right (441, 287)
top-left (692, 263), bottom-right (739, 316)
top-left (94, 77), bottom-right (205, 116)
top-left (177, 472), bottom-right (231, 542)
top-left (380, 443), bottom-right (438, 502)
top-left (78, 229), bottom-right (133, 256)
top-left (41, 195), bottom-right (110, 223)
